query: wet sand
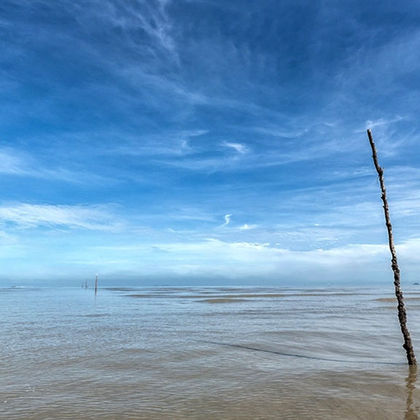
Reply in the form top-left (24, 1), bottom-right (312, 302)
top-left (2, 286), bottom-right (420, 419)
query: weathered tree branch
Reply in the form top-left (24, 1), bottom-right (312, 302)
top-left (367, 129), bottom-right (416, 365)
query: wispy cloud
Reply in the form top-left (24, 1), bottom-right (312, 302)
top-left (0, 147), bottom-right (113, 185)
top-left (2, 0), bottom-right (420, 283)
top-left (363, 116), bottom-right (406, 131)
top-left (222, 142), bottom-right (248, 154)
top-left (108, 129), bottom-right (208, 157)
top-left (223, 214), bottom-right (232, 226)
top-left (0, 148), bottom-right (34, 176)
top-left (0, 204), bottom-right (120, 231)
top-left (79, 237), bottom-right (420, 283)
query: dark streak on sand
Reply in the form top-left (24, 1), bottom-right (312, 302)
top-left (375, 297), bottom-right (420, 302)
top-left (198, 298), bottom-right (249, 303)
top-left (126, 292), bottom-right (360, 299)
top-left (200, 340), bottom-right (405, 365)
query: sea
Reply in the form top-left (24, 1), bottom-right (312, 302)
top-left (2, 285), bottom-right (420, 419)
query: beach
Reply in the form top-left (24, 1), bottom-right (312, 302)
top-left (2, 286), bottom-right (420, 419)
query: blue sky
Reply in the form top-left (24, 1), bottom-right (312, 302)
top-left (1, 0), bottom-right (420, 285)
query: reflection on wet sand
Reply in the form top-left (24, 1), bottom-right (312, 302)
top-left (376, 297), bottom-right (420, 302)
top-left (3, 286), bottom-right (420, 419)
top-left (199, 298), bottom-right (249, 303)
top-left (406, 366), bottom-right (418, 420)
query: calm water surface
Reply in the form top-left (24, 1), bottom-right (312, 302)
top-left (2, 285), bottom-right (420, 419)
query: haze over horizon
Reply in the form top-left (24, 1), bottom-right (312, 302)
top-left (1, 0), bottom-right (420, 286)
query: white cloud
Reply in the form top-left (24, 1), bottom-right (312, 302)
top-left (223, 142), bottom-right (248, 154)
top-left (239, 223), bottom-right (257, 230)
top-left (0, 147), bottom-right (113, 185)
top-left (109, 129), bottom-right (208, 157)
top-left (223, 214), bottom-right (232, 226)
top-left (0, 148), bottom-right (32, 176)
top-left (81, 238), bottom-right (390, 281)
top-left (4, 233), bottom-right (420, 284)
top-left (363, 116), bottom-right (406, 131)
top-left (0, 203), bottom-right (120, 231)
top-left (254, 126), bottom-right (308, 139)
top-left (103, 237), bottom-right (419, 282)
top-left (98, 0), bottom-right (177, 56)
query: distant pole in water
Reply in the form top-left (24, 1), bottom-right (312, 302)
top-left (367, 129), bottom-right (416, 366)
top-left (95, 274), bottom-right (98, 296)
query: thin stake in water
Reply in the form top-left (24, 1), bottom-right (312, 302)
top-left (367, 129), bottom-right (416, 366)
top-left (95, 274), bottom-right (98, 296)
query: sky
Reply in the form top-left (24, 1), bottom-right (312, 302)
top-left (1, 0), bottom-right (420, 286)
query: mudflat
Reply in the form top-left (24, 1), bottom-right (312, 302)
top-left (2, 286), bottom-right (420, 419)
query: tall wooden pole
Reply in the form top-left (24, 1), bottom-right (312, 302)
top-left (367, 129), bottom-right (416, 365)
top-left (95, 274), bottom-right (98, 296)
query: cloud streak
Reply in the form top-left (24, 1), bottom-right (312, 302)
top-left (0, 204), bottom-right (120, 231)
top-left (35, 237), bottom-right (420, 285)
top-left (223, 142), bottom-right (248, 154)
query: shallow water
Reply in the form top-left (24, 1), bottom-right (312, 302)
top-left (2, 285), bottom-right (420, 419)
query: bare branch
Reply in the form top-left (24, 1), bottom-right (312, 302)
top-left (367, 129), bottom-right (416, 365)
